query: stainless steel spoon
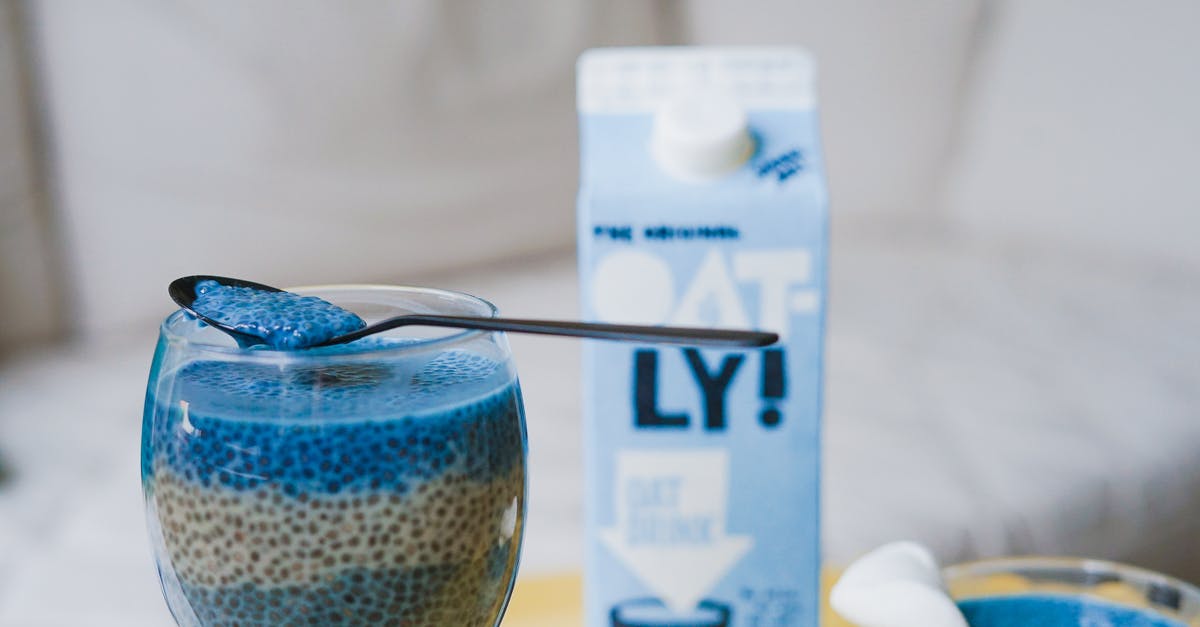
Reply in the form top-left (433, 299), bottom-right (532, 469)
top-left (169, 275), bottom-right (778, 349)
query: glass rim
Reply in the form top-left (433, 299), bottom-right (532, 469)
top-left (158, 283), bottom-right (501, 363)
top-left (943, 555), bottom-right (1200, 607)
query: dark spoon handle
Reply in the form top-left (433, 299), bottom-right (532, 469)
top-left (322, 315), bottom-right (778, 348)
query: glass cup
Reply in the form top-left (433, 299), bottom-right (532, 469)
top-left (945, 557), bottom-right (1200, 626)
top-left (141, 286), bottom-right (527, 627)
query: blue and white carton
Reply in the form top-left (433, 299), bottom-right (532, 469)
top-left (577, 47), bottom-right (828, 627)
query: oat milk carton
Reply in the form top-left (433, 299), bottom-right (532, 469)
top-left (577, 47), bottom-right (828, 627)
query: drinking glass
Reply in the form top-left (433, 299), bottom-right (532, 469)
top-left (945, 557), bottom-right (1200, 625)
top-left (142, 286), bottom-right (527, 626)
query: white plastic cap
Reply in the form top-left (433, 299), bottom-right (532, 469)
top-left (650, 91), bottom-right (754, 181)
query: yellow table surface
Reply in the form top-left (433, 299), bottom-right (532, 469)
top-left (504, 570), bottom-right (853, 627)
top-left (508, 569), bottom-right (1196, 627)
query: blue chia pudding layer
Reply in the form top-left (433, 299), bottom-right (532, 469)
top-left (958, 594), bottom-right (1185, 627)
top-left (143, 341), bottom-right (526, 626)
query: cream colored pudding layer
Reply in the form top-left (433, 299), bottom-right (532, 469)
top-left (150, 464), bottom-right (524, 589)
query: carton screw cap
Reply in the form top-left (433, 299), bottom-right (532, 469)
top-left (650, 91), bottom-right (754, 181)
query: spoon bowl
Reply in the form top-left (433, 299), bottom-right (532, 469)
top-left (169, 275), bottom-right (778, 349)
top-left (168, 275), bottom-right (289, 348)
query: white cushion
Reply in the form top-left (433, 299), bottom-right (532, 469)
top-left (944, 0), bottom-right (1200, 267)
top-left (28, 0), bottom-right (671, 338)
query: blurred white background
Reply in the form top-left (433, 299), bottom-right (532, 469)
top-left (5, 0), bottom-right (1194, 346)
top-left (0, 1), bottom-right (1198, 625)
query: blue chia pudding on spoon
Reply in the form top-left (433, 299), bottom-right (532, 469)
top-left (189, 279), bottom-right (368, 349)
top-left (142, 282), bottom-right (526, 626)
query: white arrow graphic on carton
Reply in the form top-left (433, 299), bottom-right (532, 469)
top-left (601, 449), bottom-right (753, 614)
